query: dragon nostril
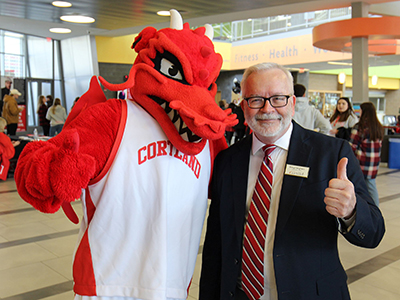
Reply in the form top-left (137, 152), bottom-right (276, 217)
top-left (199, 69), bottom-right (209, 81)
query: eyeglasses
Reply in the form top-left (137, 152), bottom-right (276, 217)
top-left (243, 95), bottom-right (291, 109)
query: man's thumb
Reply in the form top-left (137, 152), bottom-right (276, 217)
top-left (337, 157), bottom-right (348, 180)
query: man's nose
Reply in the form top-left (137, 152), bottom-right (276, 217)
top-left (260, 100), bottom-right (275, 113)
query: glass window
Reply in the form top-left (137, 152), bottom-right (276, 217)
top-left (27, 36), bottom-right (53, 79)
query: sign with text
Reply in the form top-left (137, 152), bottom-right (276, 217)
top-left (230, 34), bottom-right (352, 70)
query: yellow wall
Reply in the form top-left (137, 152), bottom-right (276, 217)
top-left (96, 35), bottom-right (138, 64)
top-left (343, 75), bottom-right (400, 90)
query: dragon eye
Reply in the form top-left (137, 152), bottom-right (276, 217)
top-left (160, 58), bottom-right (183, 80)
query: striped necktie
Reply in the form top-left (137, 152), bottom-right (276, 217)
top-left (241, 144), bottom-right (275, 300)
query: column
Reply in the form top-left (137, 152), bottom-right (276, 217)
top-left (351, 2), bottom-right (369, 104)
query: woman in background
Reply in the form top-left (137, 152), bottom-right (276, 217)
top-left (46, 98), bottom-right (67, 137)
top-left (329, 97), bottom-right (358, 140)
top-left (37, 95), bottom-right (50, 136)
top-left (349, 102), bottom-right (384, 206)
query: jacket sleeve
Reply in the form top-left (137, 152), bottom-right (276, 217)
top-left (339, 140), bottom-right (385, 248)
top-left (0, 133), bottom-right (15, 159)
top-left (313, 107), bottom-right (331, 134)
top-left (8, 99), bottom-right (21, 117)
top-left (15, 99), bottom-right (122, 214)
top-left (199, 156), bottom-right (223, 300)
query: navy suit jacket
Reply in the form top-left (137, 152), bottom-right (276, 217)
top-left (199, 122), bottom-right (385, 300)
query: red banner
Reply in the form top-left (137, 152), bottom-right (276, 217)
top-left (17, 105), bottom-right (26, 132)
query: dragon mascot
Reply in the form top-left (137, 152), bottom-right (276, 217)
top-left (15, 9), bottom-right (237, 300)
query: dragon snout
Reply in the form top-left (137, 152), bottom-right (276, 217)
top-left (202, 103), bottom-right (228, 122)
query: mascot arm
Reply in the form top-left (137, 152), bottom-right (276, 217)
top-left (15, 99), bottom-right (122, 214)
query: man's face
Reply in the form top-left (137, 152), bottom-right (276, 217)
top-left (5, 81), bottom-right (11, 89)
top-left (241, 68), bottom-right (295, 144)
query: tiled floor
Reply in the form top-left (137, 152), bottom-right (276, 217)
top-left (1, 163), bottom-right (400, 300)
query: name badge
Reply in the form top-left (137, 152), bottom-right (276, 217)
top-left (285, 164), bottom-right (309, 178)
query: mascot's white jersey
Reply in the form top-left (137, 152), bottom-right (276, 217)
top-left (73, 100), bottom-right (211, 300)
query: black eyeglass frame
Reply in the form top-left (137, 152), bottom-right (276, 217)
top-left (243, 95), bottom-right (292, 109)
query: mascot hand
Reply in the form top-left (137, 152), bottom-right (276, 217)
top-left (49, 129), bottom-right (96, 202)
top-left (15, 129), bottom-right (96, 215)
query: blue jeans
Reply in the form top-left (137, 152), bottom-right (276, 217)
top-left (50, 124), bottom-right (64, 137)
top-left (365, 178), bottom-right (379, 207)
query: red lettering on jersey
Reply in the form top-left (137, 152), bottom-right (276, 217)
top-left (188, 156), bottom-right (196, 171)
top-left (157, 141), bottom-right (167, 156)
top-left (168, 140), bottom-right (174, 156)
top-left (137, 140), bottom-right (202, 179)
top-left (148, 142), bottom-right (156, 160)
top-left (174, 148), bottom-right (182, 160)
top-left (138, 146), bottom-right (147, 165)
top-left (194, 160), bottom-right (201, 179)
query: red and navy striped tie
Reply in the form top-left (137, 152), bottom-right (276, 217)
top-left (242, 144), bottom-right (275, 300)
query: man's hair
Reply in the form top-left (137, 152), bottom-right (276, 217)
top-left (294, 84), bottom-right (306, 97)
top-left (241, 62), bottom-right (294, 95)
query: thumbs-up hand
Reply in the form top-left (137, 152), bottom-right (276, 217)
top-left (324, 157), bottom-right (356, 219)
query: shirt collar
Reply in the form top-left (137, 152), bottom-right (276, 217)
top-left (252, 122), bottom-right (293, 155)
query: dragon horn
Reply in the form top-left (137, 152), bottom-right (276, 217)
top-left (204, 24), bottom-right (214, 40)
top-left (170, 9), bottom-right (183, 30)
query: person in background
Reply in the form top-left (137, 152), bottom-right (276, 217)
top-left (329, 97), bottom-right (358, 140)
top-left (232, 99), bottom-right (246, 143)
top-left (199, 62), bottom-right (384, 300)
top-left (219, 99), bottom-right (228, 109)
top-left (293, 83), bottom-right (331, 134)
top-left (46, 95), bottom-right (54, 108)
top-left (349, 102), bottom-right (384, 207)
top-left (37, 95), bottom-right (50, 136)
top-left (71, 96), bottom-right (80, 110)
top-left (0, 117), bottom-right (20, 180)
top-left (389, 115), bottom-right (400, 134)
top-left (220, 99), bottom-right (235, 145)
top-left (46, 98), bottom-right (67, 137)
top-left (0, 78), bottom-right (12, 116)
top-left (2, 89), bottom-right (23, 136)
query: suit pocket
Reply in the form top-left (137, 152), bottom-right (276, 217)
top-left (316, 267), bottom-right (350, 299)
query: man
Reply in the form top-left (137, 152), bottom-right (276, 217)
top-left (0, 78), bottom-right (12, 116)
top-left (2, 89), bottom-right (23, 136)
top-left (199, 62), bottom-right (385, 300)
top-left (293, 83), bottom-right (331, 134)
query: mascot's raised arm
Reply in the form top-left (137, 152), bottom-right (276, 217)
top-left (15, 9), bottom-right (237, 300)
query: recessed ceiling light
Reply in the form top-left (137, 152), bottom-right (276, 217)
top-left (60, 15), bottom-right (95, 23)
top-left (52, 1), bottom-right (72, 7)
top-left (49, 27), bottom-right (72, 34)
top-left (157, 11), bottom-right (170, 16)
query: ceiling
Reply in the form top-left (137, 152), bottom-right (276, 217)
top-left (0, 0), bottom-right (400, 74)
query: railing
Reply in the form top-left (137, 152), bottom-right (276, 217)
top-left (212, 7), bottom-right (352, 42)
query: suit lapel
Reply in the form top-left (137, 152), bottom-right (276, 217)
top-left (231, 135), bottom-right (252, 243)
top-left (275, 122), bottom-right (313, 239)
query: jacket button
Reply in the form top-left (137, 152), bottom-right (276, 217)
top-left (229, 291), bottom-right (234, 297)
top-left (234, 258), bottom-right (239, 264)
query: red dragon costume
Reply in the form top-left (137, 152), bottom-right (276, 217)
top-left (15, 10), bottom-right (237, 300)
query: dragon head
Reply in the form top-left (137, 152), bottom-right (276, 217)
top-left (99, 9), bottom-right (237, 156)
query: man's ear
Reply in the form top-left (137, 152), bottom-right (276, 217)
top-left (291, 95), bottom-right (296, 116)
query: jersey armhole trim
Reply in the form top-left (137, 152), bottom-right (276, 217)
top-left (89, 100), bottom-right (128, 185)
